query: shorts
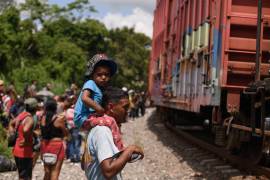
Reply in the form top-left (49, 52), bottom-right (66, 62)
top-left (14, 157), bottom-right (32, 179)
top-left (41, 140), bottom-right (65, 161)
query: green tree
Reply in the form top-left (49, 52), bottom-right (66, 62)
top-left (0, 6), bottom-right (21, 74)
top-left (0, 0), bottom-right (151, 94)
top-left (108, 27), bottom-right (151, 90)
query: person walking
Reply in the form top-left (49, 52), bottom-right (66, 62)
top-left (138, 91), bottom-right (146, 116)
top-left (9, 98), bottom-right (38, 180)
top-left (40, 99), bottom-right (69, 180)
top-left (64, 96), bottom-right (81, 163)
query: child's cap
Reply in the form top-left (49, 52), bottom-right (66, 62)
top-left (85, 54), bottom-right (117, 77)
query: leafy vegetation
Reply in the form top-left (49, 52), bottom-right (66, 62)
top-left (0, 124), bottom-right (12, 158)
top-left (0, 0), bottom-right (151, 94)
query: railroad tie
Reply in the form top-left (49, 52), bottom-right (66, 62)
top-left (220, 169), bottom-right (241, 179)
top-left (191, 153), bottom-right (210, 161)
top-left (183, 147), bottom-right (199, 155)
top-left (214, 165), bottom-right (232, 170)
top-left (200, 158), bottom-right (219, 166)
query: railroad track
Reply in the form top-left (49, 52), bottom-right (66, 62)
top-left (164, 122), bottom-right (270, 179)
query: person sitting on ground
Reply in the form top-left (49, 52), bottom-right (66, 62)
top-left (85, 86), bottom-right (144, 180)
top-left (9, 98), bottom-right (38, 180)
top-left (74, 54), bottom-right (117, 131)
top-left (40, 98), bottom-right (69, 180)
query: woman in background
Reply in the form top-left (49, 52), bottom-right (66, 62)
top-left (40, 99), bottom-right (68, 180)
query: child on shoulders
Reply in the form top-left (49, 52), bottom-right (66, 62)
top-left (74, 54), bottom-right (121, 148)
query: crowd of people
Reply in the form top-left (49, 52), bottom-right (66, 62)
top-left (127, 90), bottom-right (146, 119)
top-left (0, 53), bottom-right (146, 180)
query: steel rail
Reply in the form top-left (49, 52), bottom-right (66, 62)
top-left (165, 122), bottom-right (270, 178)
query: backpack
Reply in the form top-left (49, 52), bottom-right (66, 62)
top-left (8, 112), bottom-right (31, 147)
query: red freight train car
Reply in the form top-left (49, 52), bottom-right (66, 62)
top-left (149, 0), bottom-right (270, 163)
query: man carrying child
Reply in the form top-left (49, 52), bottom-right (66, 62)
top-left (85, 87), bottom-right (144, 180)
top-left (74, 54), bottom-right (144, 179)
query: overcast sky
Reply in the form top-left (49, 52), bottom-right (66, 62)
top-left (48, 0), bottom-right (156, 38)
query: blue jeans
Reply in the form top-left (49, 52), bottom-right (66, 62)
top-left (69, 128), bottom-right (81, 162)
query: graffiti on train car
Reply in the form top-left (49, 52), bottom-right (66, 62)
top-left (149, 0), bottom-right (270, 166)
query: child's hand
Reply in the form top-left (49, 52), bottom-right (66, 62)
top-left (96, 106), bottom-right (105, 116)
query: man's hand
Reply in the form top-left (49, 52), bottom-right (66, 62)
top-left (126, 145), bottom-right (144, 161)
top-left (100, 144), bottom-right (144, 179)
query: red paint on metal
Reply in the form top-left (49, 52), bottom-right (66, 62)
top-left (149, 0), bottom-right (270, 113)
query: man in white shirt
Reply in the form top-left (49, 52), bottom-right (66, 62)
top-left (85, 87), bottom-right (144, 180)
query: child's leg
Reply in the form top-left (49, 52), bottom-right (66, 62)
top-left (81, 119), bottom-right (92, 131)
top-left (81, 115), bottom-right (113, 131)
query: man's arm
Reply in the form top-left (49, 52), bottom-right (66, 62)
top-left (23, 116), bottom-right (34, 134)
top-left (100, 145), bottom-right (144, 179)
top-left (8, 118), bottom-right (16, 133)
top-left (19, 116), bottom-right (34, 146)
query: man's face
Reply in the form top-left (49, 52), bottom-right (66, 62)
top-left (111, 98), bottom-right (129, 124)
top-left (92, 66), bottom-right (111, 87)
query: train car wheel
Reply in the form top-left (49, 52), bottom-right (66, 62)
top-left (261, 136), bottom-right (270, 166)
top-left (226, 128), bottom-right (241, 154)
top-left (233, 132), bottom-right (263, 165)
top-left (226, 129), bottom-right (264, 165)
top-left (244, 135), bottom-right (263, 165)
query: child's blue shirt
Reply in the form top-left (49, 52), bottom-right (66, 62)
top-left (74, 80), bottom-right (102, 128)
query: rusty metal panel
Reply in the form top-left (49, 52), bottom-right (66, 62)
top-left (149, 0), bottom-right (270, 114)
top-left (222, 0), bottom-right (270, 111)
top-left (221, 0), bottom-right (270, 111)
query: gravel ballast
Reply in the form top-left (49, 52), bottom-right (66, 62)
top-left (0, 108), bottom-right (254, 179)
